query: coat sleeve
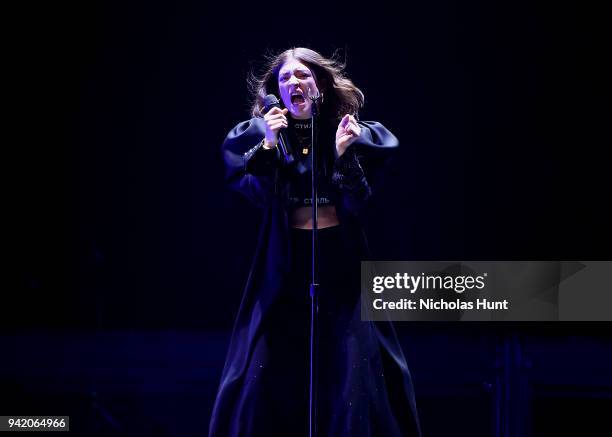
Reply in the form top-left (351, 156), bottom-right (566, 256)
top-left (331, 121), bottom-right (399, 216)
top-left (221, 118), bottom-right (280, 207)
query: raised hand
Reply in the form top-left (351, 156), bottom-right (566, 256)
top-left (263, 107), bottom-right (289, 149)
top-left (335, 114), bottom-right (361, 156)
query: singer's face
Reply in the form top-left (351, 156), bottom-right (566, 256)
top-left (278, 59), bottom-right (320, 120)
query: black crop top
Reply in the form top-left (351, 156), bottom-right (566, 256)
top-left (285, 120), bottom-right (335, 209)
top-left (242, 117), bottom-right (373, 212)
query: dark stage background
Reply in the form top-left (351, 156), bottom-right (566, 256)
top-left (6, 0), bottom-right (612, 436)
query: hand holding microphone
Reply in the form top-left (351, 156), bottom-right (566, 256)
top-left (262, 94), bottom-right (295, 165)
top-left (263, 106), bottom-right (288, 149)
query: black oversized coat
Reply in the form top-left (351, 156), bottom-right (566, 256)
top-left (210, 117), bottom-right (421, 437)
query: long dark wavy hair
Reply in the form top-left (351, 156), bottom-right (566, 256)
top-left (248, 48), bottom-right (365, 124)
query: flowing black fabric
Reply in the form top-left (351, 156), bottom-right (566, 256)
top-left (210, 117), bottom-right (421, 437)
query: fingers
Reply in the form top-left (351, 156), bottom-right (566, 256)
top-left (265, 108), bottom-right (288, 122)
top-left (340, 114), bottom-right (356, 125)
top-left (337, 134), bottom-right (353, 144)
top-left (268, 119), bottom-right (288, 130)
top-left (336, 114), bottom-right (361, 152)
top-left (344, 118), bottom-right (361, 138)
top-left (265, 107), bottom-right (288, 134)
top-left (340, 114), bottom-right (350, 128)
top-left (265, 107), bottom-right (288, 116)
top-left (345, 123), bottom-right (360, 137)
top-left (265, 112), bottom-right (287, 122)
top-left (339, 114), bottom-right (360, 136)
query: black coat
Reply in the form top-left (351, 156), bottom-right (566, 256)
top-left (210, 117), bottom-right (421, 437)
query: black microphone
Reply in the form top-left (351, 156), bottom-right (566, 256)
top-left (263, 94), bottom-right (295, 165)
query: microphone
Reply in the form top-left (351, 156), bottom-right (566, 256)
top-left (263, 94), bottom-right (295, 165)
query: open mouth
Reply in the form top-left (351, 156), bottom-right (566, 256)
top-left (291, 94), bottom-right (305, 105)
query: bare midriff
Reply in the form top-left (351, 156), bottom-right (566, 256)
top-left (290, 205), bottom-right (340, 229)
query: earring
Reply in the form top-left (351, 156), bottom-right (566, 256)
top-left (320, 92), bottom-right (324, 103)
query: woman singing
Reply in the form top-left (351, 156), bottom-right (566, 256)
top-left (210, 47), bottom-right (421, 437)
